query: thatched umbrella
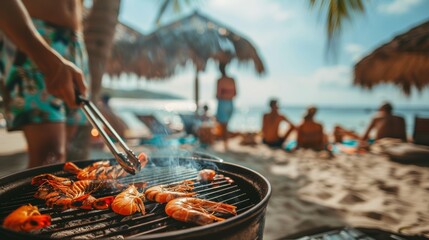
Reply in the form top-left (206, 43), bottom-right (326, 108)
top-left (106, 11), bottom-right (265, 109)
top-left (354, 20), bottom-right (429, 95)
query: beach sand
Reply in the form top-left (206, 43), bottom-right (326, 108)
top-left (203, 136), bottom-right (429, 239)
top-left (0, 131), bottom-right (428, 239)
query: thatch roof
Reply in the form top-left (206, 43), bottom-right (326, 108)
top-left (354, 20), bottom-right (429, 95)
top-left (106, 11), bottom-right (265, 79)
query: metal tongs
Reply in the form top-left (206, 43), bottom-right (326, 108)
top-left (76, 95), bottom-right (141, 175)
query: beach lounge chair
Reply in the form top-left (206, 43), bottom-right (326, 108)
top-left (379, 116), bottom-right (429, 165)
top-left (135, 114), bottom-right (195, 146)
top-left (413, 116), bottom-right (429, 146)
top-left (178, 113), bottom-right (198, 135)
top-left (136, 114), bottom-right (177, 136)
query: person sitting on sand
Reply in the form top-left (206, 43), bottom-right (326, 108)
top-left (333, 125), bottom-right (361, 143)
top-left (262, 99), bottom-right (295, 148)
top-left (362, 102), bottom-right (407, 142)
top-left (296, 106), bottom-right (327, 151)
top-left (197, 104), bottom-right (215, 146)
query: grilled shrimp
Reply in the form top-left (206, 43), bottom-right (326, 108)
top-left (145, 180), bottom-right (195, 203)
top-left (32, 174), bottom-right (72, 186)
top-left (198, 169), bottom-right (217, 182)
top-left (43, 185), bottom-right (115, 210)
top-left (165, 197), bottom-right (237, 225)
top-left (64, 153), bottom-right (148, 180)
top-left (33, 176), bottom-right (118, 210)
top-left (74, 195), bottom-right (115, 210)
top-left (111, 183), bottom-right (147, 215)
top-left (3, 204), bottom-right (51, 232)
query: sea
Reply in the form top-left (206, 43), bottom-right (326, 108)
top-left (110, 98), bottom-right (429, 137)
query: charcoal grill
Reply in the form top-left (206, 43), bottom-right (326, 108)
top-left (0, 154), bottom-right (271, 239)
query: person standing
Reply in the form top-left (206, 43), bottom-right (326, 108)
top-left (262, 99), bottom-right (295, 148)
top-left (215, 63), bottom-right (236, 150)
top-left (0, 0), bottom-right (89, 168)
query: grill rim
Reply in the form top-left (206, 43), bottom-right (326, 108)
top-left (0, 155), bottom-right (272, 239)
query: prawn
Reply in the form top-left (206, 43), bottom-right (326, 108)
top-left (145, 180), bottom-right (195, 203)
top-left (165, 197), bottom-right (237, 225)
top-left (111, 183), bottom-right (147, 215)
top-left (40, 185), bottom-right (114, 211)
top-left (198, 169), bottom-right (217, 182)
top-left (63, 153), bottom-right (148, 180)
top-left (32, 173), bottom-right (72, 186)
top-left (3, 204), bottom-right (51, 232)
top-left (33, 176), bottom-right (118, 210)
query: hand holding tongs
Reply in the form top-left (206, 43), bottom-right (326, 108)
top-left (76, 95), bottom-right (141, 175)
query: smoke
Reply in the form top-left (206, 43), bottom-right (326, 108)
top-left (144, 149), bottom-right (220, 172)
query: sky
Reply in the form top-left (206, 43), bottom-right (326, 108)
top-left (111, 0), bottom-right (429, 108)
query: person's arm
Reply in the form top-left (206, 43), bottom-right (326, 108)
top-left (282, 115), bottom-right (295, 141)
top-left (0, 0), bottom-right (86, 108)
top-left (282, 115), bottom-right (295, 130)
top-left (296, 125), bottom-right (303, 148)
top-left (261, 115), bottom-right (267, 136)
top-left (362, 118), bottom-right (376, 141)
top-left (232, 78), bottom-right (237, 98)
top-left (216, 79), bottom-right (221, 99)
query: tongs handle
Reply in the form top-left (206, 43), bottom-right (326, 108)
top-left (76, 95), bottom-right (141, 175)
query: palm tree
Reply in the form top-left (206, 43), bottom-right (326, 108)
top-left (84, 0), bottom-right (198, 100)
top-left (69, 0), bottom-right (121, 161)
top-left (84, 0), bottom-right (121, 101)
top-left (81, 0), bottom-right (192, 158)
top-left (309, 0), bottom-right (367, 55)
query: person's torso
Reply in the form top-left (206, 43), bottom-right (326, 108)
top-left (217, 77), bottom-right (235, 100)
top-left (262, 113), bottom-right (284, 142)
top-left (297, 121), bottom-right (323, 149)
top-left (375, 115), bottom-right (405, 140)
top-left (298, 120), bottom-right (322, 136)
top-left (23, 0), bottom-right (83, 31)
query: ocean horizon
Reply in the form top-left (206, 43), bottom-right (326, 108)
top-left (110, 98), bottom-right (429, 138)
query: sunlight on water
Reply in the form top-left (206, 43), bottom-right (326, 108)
top-left (109, 98), bottom-right (429, 137)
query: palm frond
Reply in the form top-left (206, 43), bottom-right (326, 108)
top-left (310, 0), bottom-right (367, 55)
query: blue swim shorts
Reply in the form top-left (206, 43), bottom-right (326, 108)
top-left (216, 99), bottom-right (234, 124)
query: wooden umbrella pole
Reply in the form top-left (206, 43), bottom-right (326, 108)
top-left (195, 68), bottom-right (200, 113)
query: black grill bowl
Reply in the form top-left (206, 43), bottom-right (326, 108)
top-left (0, 155), bottom-right (271, 240)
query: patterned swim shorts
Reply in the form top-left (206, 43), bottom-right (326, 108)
top-left (0, 18), bottom-right (90, 131)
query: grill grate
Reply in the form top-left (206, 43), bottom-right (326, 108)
top-left (0, 163), bottom-right (257, 239)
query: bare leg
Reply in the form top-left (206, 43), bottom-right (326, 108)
top-left (334, 125), bottom-right (360, 143)
top-left (23, 122), bottom-right (66, 168)
top-left (221, 123), bottom-right (228, 150)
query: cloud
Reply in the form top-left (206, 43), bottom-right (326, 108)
top-left (304, 65), bottom-right (353, 89)
top-left (344, 43), bottom-right (365, 62)
top-left (207, 0), bottom-right (294, 23)
top-left (378, 0), bottom-right (422, 14)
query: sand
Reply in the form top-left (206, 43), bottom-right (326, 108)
top-left (202, 136), bottom-right (429, 239)
top-left (1, 131), bottom-right (428, 239)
